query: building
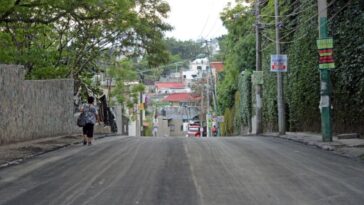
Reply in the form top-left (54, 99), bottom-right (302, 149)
top-left (154, 82), bottom-right (191, 94)
top-left (190, 57), bottom-right (209, 72)
top-left (210, 61), bottom-right (224, 81)
top-left (163, 93), bottom-right (201, 107)
top-left (156, 106), bottom-right (200, 137)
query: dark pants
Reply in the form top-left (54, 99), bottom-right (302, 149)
top-left (83, 123), bottom-right (94, 138)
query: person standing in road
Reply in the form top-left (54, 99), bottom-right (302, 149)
top-left (153, 117), bottom-right (158, 137)
top-left (212, 125), bottom-right (217, 137)
top-left (81, 96), bottom-right (99, 145)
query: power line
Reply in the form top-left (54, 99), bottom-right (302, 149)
top-left (279, 1), bottom-right (334, 41)
top-left (204, 16), bottom-right (220, 39)
top-left (328, 0), bottom-right (351, 21)
top-left (198, 0), bottom-right (216, 39)
top-left (260, 0), bottom-right (342, 51)
top-left (279, 2), bottom-right (316, 23)
top-left (259, 0), bottom-right (305, 18)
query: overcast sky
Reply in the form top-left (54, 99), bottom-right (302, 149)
top-left (165, 0), bottom-right (232, 41)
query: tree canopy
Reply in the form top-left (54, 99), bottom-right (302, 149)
top-left (0, 0), bottom-right (172, 85)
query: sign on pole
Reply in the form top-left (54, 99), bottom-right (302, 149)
top-left (216, 116), bottom-right (224, 123)
top-left (138, 103), bottom-right (144, 110)
top-left (270, 54), bottom-right (288, 72)
top-left (317, 38), bottom-right (335, 69)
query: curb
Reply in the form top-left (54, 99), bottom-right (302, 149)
top-left (0, 133), bottom-right (120, 170)
top-left (265, 133), bottom-right (364, 162)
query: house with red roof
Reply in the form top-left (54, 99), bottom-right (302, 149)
top-left (210, 61), bottom-right (224, 83)
top-left (163, 92), bottom-right (201, 106)
top-left (154, 82), bottom-right (191, 94)
top-left (210, 62), bottom-right (224, 73)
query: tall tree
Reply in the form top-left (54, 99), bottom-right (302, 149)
top-left (0, 0), bottom-right (172, 86)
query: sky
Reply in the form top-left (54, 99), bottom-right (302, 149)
top-left (165, 0), bottom-right (233, 41)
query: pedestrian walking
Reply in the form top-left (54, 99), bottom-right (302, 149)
top-left (81, 96), bottom-right (99, 145)
top-left (212, 125), bottom-right (217, 137)
top-left (153, 117), bottom-right (158, 137)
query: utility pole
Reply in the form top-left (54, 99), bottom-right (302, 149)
top-left (136, 104), bottom-right (140, 137)
top-left (275, 0), bottom-right (286, 135)
top-left (206, 40), bottom-right (220, 136)
top-left (318, 0), bottom-right (333, 141)
top-left (205, 40), bottom-right (211, 137)
top-left (206, 72), bottom-right (211, 137)
top-left (139, 91), bottom-right (143, 136)
top-left (200, 82), bottom-right (204, 125)
top-left (136, 73), bottom-right (144, 137)
top-left (255, 0), bottom-right (263, 134)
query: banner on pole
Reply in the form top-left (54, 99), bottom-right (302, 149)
top-left (317, 38), bottom-right (335, 69)
top-left (270, 55), bottom-right (288, 72)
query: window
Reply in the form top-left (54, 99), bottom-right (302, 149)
top-left (197, 66), bottom-right (202, 70)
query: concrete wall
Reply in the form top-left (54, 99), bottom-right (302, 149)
top-left (169, 119), bottom-right (185, 137)
top-left (0, 65), bottom-right (79, 144)
top-left (128, 120), bottom-right (136, 137)
top-left (156, 116), bottom-right (170, 137)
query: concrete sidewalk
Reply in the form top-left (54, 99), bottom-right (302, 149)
top-left (266, 132), bottom-right (364, 160)
top-left (0, 133), bottom-right (119, 169)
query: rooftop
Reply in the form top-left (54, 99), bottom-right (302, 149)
top-left (155, 82), bottom-right (185, 89)
top-left (210, 62), bottom-right (224, 72)
top-left (163, 93), bottom-right (201, 102)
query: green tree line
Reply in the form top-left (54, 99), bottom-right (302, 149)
top-left (0, 0), bottom-right (171, 94)
top-left (218, 0), bottom-right (364, 135)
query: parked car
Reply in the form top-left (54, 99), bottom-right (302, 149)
top-left (187, 123), bottom-right (200, 137)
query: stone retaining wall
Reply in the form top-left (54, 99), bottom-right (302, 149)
top-left (0, 65), bottom-right (80, 144)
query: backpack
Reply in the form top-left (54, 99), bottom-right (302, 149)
top-left (77, 111), bottom-right (87, 127)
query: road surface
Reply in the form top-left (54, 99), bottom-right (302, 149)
top-left (0, 136), bottom-right (364, 205)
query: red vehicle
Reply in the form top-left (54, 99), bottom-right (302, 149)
top-left (187, 123), bottom-right (201, 137)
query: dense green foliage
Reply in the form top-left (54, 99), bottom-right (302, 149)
top-left (285, 0), bottom-right (320, 131)
top-left (164, 37), bottom-right (206, 60)
top-left (107, 59), bottom-right (142, 107)
top-left (160, 37), bottom-right (207, 74)
top-left (329, 0), bottom-right (364, 133)
top-left (0, 0), bottom-right (171, 94)
top-left (218, 4), bottom-right (255, 113)
top-left (218, 0), bottom-right (364, 135)
top-left (237, 71), bottom-right (252, 132)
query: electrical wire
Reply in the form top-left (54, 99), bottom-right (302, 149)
top-left (328, 0), bottom-right (351, 21)
top-left (282, 0), bottom-right (336, 42)
top-left (204, 16), bottom-right (220, 39)
top-left (278, 2), bottom-right (316, 23)
top-left (198, 0), bottom-right (216, 39)
top-left (258, 0), bottom-right (302, 18)
top-left (260, 0), bottom-right (339, 51)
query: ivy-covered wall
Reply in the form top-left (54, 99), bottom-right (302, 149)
top-left (238, 71), bottom-right (253, 133)
top-left (285, 0), bottom-right (320, 132)
top-left (219, 0), bottom-right (364, 135)
top-left (330, 0), bottom-right (364, 133)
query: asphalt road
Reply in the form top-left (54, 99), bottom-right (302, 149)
top-left (0, 136), bottom-right (364, 205)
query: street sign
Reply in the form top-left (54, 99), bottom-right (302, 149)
top-left (216, 116), bottom-right (224, 123)
top-left (270, 54), bottom-right (288, 72)
top-left (138, 103), bottom-right (144, 110)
